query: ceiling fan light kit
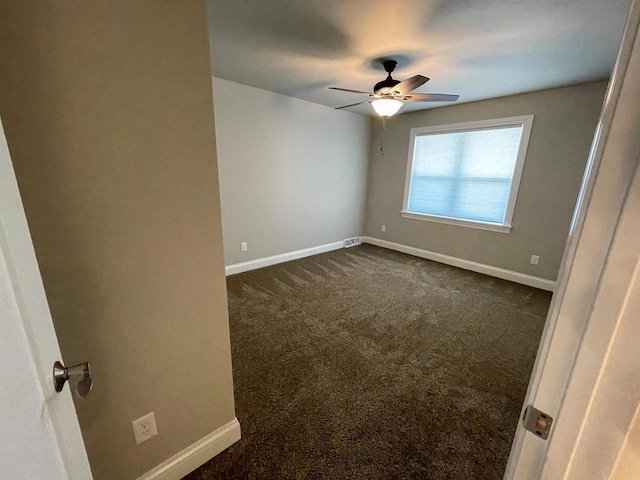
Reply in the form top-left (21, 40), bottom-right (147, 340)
top-left (330, 58), bottom-right (459, 117)
top-left (371, 98), bottom-right (403, 117)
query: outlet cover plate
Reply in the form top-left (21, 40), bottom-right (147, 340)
top-left (132, 412), bottom-right (158, 445)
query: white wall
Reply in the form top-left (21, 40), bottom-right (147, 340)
top-left (212, 77), bottom-right (370, 266)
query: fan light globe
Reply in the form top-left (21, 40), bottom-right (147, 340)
top-left (372, 98), bottom-right (403, 117)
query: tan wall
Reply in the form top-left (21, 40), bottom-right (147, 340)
top-left (0, 2), bottom-right (236, 479)
top-left (364, 81), bottom-right (607, 281)
top-left (212, 77), bottom-right (370, 266)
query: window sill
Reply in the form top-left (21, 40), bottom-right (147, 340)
top-left (400, 211), bottom-right (512, 233)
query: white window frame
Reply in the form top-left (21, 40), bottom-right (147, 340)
top-left (401, 115), bottom-right (534, 233)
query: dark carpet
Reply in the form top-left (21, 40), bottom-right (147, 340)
top-left (185, 244), bottom-right (550, 480)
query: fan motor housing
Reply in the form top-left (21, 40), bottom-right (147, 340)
top-left (374, 60), bottom-right (401, 94)
top-left (374, 77), bottom-right (400, 95)
top-left (329, 59), bottom-right (458, 110)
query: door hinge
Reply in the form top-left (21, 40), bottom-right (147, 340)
top-left (522, 405), bottom-right (553, 440)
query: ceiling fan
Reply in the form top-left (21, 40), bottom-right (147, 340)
top-left (329, 60), bottom-right (459, 117)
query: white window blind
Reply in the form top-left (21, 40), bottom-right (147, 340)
top-left (403, 117), bottom-right (533, 231)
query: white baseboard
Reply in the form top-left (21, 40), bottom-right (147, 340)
top-left (362, 236), bottom-right (556, 291)
top-left (137, 418), bottom-right (241, 480)
top-left (225, 241), bottom-right (344, 276)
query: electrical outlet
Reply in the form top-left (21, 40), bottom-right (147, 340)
top-left (241, 242), bottom-right (248, 252)
top-left (132, 412), bottom-right (158, 445)
top-left (381, 225), bottom-right (386, 232)
top-left (530, 255), bottom-right (540, 265)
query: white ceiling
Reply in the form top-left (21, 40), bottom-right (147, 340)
top-left (207, 0), bottom-right (631, 116)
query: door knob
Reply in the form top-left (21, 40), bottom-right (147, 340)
top-left (53, 361), bottom-right (92, 398)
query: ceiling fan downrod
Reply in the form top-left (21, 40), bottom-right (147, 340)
top-left (374, 60), bottom-right (401, 94)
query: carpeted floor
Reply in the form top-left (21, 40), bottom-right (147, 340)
top-left (184, 244), bottom-right (550, 480)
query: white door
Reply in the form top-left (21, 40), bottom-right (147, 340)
top-left (505, 2), bottom-right (640, 478)
top-left (0, 116), bottom-right (92, 479)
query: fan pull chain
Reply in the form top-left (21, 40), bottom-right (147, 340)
top-left (381, 116), bottom-right (387, 156)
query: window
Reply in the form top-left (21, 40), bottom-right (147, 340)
top-left (402, 115), bottom-right (534, 233)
